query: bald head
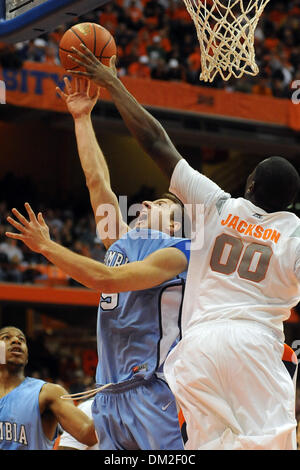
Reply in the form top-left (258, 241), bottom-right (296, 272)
top-left (245, 157), bottom-right (300, 212)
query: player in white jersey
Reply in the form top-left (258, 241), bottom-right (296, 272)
top-left (65, 47), bottom-right (300, 450)
top-left (164, 157), bottom-right (300, 450)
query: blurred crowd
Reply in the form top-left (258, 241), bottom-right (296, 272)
top-left (0, 173), bottom-right (156, 286)
top-left (0, 172), bottom-right (106, 286)
top-left (0, 0), bottom-right (299, 98)
top-left (0, 200), bottom-right (106, 285)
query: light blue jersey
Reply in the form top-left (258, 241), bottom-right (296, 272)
top-left (0, 377), bottom-right (57, 450)
top-left (92, 228), bottom-right (190, 450)
top-left (96, 229), bottom-right (189, 385)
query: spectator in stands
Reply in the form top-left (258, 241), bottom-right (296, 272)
top-left (252, 73), bottom-right (273, 96)
top-left (6, 0), bottom-right (300, 97)
top-left (128, 55), bottom-right (151, 78)
top-left (0, 237), bottom-right (23, 264)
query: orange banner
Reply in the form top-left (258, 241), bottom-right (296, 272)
top-left (0, 282), bottom-right (100, 306)
top-left (0, 61), bottom-right (298, 130)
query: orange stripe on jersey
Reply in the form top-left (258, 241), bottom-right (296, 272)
top-left (282, 343), bottom-right (298, 365)
top-left (178, 408), bottom-right (185, 428)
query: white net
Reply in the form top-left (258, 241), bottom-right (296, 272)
top-left (183, 0), bottom-right (270, 82)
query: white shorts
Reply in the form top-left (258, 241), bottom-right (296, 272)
top-left (164, 320), bottom-right (297, 450)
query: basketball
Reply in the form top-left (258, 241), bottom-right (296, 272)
top-left (59, 22), bottom-right (117, 71)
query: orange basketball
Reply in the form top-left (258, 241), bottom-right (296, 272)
top-left (59, 22), bottom-right (117, 71)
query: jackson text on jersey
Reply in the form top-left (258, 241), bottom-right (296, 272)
top-left (221, 214), bottom-right (281, 244)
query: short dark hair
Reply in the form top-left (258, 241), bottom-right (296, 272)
top-left (0, 326), bottom-right (25, 337)
top-left (162, 192), bottom-right (184, 210)
top-left (162, 192), bottom-right (191, 238)
top-left (253, 157), bottom-right (300, 212)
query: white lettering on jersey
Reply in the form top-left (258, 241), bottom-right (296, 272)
top-left (0, 421), bottom-right (28, 445)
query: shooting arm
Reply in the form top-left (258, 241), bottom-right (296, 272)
top-left (40, 239), bottom-right (187, 292)
top-left (74, 115), bottom-right (128, 248)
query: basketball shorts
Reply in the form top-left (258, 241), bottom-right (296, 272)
top-left (164, 320), bottom-right (298, 450)
top-left (91, 376), bottom-right (184, 450)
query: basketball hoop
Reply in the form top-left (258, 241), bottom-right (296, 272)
top-left (183, 0), bottom-right (270, 82)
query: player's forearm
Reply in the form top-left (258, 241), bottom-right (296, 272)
top-left (40, 239), bottom-right (112, 291)
top-left (74, 114), bottom-right (110, 185)
top-left (74, 422), bottom-right (97, 447)
top-left (39, 240), bottom-right (155, 292)
top-left (106, 77), bottom-right (181, 179)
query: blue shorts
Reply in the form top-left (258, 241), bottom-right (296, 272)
top-left (92, 376), bottom-right (184, 450)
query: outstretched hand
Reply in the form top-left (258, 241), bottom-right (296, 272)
top-left (56, 77), bottom-right (100, 119)
top-left (67, 44), bottom-right (118, 88)
top-left (6, 203), bottom-right (51, 254)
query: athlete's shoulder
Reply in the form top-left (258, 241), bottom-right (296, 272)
top-left (22, 376), bottom-right (46, 388)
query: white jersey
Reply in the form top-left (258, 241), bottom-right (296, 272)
top-left (170, 159), bottom-right (300, 337)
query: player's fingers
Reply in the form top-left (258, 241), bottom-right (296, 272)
top-left (79, 43), bottom-right (99, 63)
top-left (80, 78), bottom-right (88, 93)
top-left (24, 202), bottom-right (38, 224)
top-left (67, 54), bottom-right (88, 69)
top-left (86, 79), bottom-right (91, 97)
top-left (56, 86), bottom-right (67, 100)
top-left (67, 70), bottom-right (91, 78)
top-left (90, 84), bottom-right (100, 101)
top-left (5, 232), bottom-right (25, 241)
top-left (11, 208), bottom-right (30, 227)
top-left (37, 212), bottom-right (47, 227)
top-left (74, 77), bottom-right (79, 93)
top-left (6, 216), bottom-right (27, 233)
top-left (110, 55), bottom-right (117, 71)
top-left (64, 76), bottom-right (72, 94)
top-left (71, 46), bottom-right (95, 64)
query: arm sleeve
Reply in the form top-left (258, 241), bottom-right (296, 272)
top-left (170, 239), bottom-right (190, 264)
top-left (169, 159), bottom-right (229, 209)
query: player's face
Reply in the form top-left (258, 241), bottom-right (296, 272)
top-left (135, 198), bottom-right (179, 234)
top-left (0, 327), bottom-right (28, 367)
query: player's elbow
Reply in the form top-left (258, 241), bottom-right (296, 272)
top-left (79, 423), bottom-right (98, 447)
top-left (85, 173), bottom-right (103, 191)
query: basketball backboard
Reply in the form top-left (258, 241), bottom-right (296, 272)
top-left (0, 0), bottom-right (110, 43)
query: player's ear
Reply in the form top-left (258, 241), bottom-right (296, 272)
top-left (247, 180), bottom-right (255, 195)
top-left (171, 220), bottom-right (182, 237)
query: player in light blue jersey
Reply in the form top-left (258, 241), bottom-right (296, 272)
top-left (7, 204), bottom-right (190, 450)
top-left (6, 78), bottom-right (191, 450)
top-left (0, 326), bottom-right (97, 450)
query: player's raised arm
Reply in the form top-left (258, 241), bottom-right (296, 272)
top-left (39, 383), bottom-right (97, 447)
top-left (56, 77), bottom-right (128, 249)
top-left (6, 203), bottom-right (188, 292)
top-left (67, 46), bottom-right (183, 180)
